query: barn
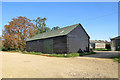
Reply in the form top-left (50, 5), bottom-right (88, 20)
top-left (26, 23), bottom-right (90, 54)
top-left (111, 36), bottom-right (120, 51)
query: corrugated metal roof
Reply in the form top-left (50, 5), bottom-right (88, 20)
top-left (27, 23), bottom-right (79, 41)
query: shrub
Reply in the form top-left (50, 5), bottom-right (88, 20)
top-left (2, 47), bottom-right (9, 51)
top-left (113, 57), bottom-right (120, 63)
top-left (79, 53), bottom-right (84, 56)
top-left (106, 43), bottom-right (111, 50)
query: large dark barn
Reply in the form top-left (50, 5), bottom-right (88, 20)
top-left (26, 23), bottom-right (90, 54)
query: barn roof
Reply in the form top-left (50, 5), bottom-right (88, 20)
top-left (27, 23), bottom-right (89, 41)
top-left (111, 36), bottom-right (120, 40)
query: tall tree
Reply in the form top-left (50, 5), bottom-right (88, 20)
top-left (2, 16), bottom-right (37, 50)
top-left (34, 17), bottom-right (50, 34)
top-left (52, 26), bottom-right (60, 31)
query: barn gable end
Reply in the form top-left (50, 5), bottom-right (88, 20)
top-left (67, 24), bottom-right (90, 53)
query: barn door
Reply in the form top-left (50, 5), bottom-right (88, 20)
top-left (43, 39), bottom-right (53, 53)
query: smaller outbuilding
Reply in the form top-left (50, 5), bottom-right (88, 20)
top-left (111, 36), bottom-right (120, 51)
top-left (26, 23), bottom-right (90, 54)
top-left (90, 40), bottom-right (106, 49)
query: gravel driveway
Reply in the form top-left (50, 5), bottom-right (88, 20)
top-left (82, 51), bottom-right (120, 58)
top-left (1, 51), bottom-right (119, 78)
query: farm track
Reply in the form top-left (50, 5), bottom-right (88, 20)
top-left (1, 51), bottom-right (119, 78)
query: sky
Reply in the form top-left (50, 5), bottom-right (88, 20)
top-left (1, 2), bottom-right (118, 41)
top-left (1, 0), bottom-right (120, 2)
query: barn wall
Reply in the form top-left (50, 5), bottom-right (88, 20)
top-left (67, 25), bottom-right (89, 53)
top-left (111, 39), bottom-right (120, 51)
top-left (53, 36), bottom-right (67, 54)
top-left (116, 39), bottom-right (120, 51)
top-left (26, 36), bottom-right (67, 53)
top-left (43, 38), bottom-right (53, 54)
top-left (111, 40), bottom-right (116, 51)
top-left (26, 39), bottom-right (43, 52)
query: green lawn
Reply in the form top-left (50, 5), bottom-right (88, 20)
top-left (112, 57), bottom-right (120, 63)
top-left (49, 53), bottom-right (80, 57)
top-left (23, 51), bottom-right (43, 55)
top-left (79, 52), bottom-right (96, 56)
top-left (8, 50), bottom-right (20, 52)
top-left (49, 52), bottom-right (96, 57)
top-left (93, 49), bottom-right (110, 51)
top-left (4, 50), bottom-right (96, 58)
top-left (7, 50), bottom-right (43, 55)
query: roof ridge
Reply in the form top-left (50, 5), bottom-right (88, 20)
top-left (36, 23), bottom-right (79, 35)
top-left (111, 36), bottom-right (120, 40)
top-left (59, 23), bottom-right (79, 29)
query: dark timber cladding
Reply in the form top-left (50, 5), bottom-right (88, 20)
top-left (111, 36), bottom-right (120, 51)
top-left (53, 36), bottom-right (67, 54)
top-left (26, 23), bottom-right (90, 54)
